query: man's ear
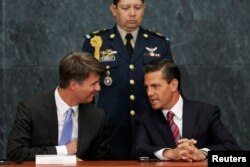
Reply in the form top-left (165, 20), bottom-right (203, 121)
top-left (109, 4), bottom-right (117, 16)
top-left (69, 80), bottom-right (77, 91)
top-left (170, 79), bottom-right (179, 91)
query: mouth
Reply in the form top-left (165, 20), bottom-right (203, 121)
top-left (91, 92), bottom-right (97, 97)
top-left (88, 92), bottom-right (96, 99)
top-left (127, 20), bottom-right (137, 24)
top-left (149, 98), bottom-right (158, 105)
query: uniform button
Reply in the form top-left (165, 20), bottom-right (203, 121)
top-left (106, 65), bottom-right (110, 69)
top-left (130, 95), bottom-right (135, 101)
top-left (129, 64), bottom-right (135, 70)
top-left (106, 70), bottom-right (110, 75)
top-left (129, 79), bottom-right (135, 85)
top-left (130, 110), bottom-right (135, 116)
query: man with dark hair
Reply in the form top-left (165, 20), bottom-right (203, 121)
top-left (113, 0), bottom-right (144, 5)
top-left (132, 59), bottom-right (240, 161)
top-left (82, 0), bottom-right (173, 159)
top-left (7, 51), bottom-right (109, 161)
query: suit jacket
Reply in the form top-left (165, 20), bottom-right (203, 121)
top-left (82, 26), bottom-right (173, 159)
top-left (132, 97), bottom-right (241, 159)
top-left (7, 90), bottom-right (109, 161)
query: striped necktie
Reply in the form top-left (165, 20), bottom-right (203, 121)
top-left (167, 111), bottom-right (181, 144)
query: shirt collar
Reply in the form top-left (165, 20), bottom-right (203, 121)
top-left (55, 87), bottom-right (79, 115)
top-left (116, 24), bottom-right (139, 43)
top-left (162, 95), bottom-right (183, 120)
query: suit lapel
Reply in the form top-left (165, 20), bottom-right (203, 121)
top-left (182, 98), bottom-right (198, 139)
top-left (77, 104), bottom-right (89, 142)
top-left (154, 110), bottom-right (176, 147)
top-left (77, 104), bottom-right (84, 137)
top-left (44, 90), bottom-right (58, 144)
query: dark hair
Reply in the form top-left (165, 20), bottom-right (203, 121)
top-left (144, 59), bottom-right (181, 91)
top-left (59, 51), bottom-right (103, 88)
top-left (113, 0), bottom-right (144, 5)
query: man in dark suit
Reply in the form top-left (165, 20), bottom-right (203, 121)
top-left (7, 51), bottom-right (109, 161)
top-left (132, 59), bottom-right (240, 161)
top-left (82, 0), bottom-right (173, 159)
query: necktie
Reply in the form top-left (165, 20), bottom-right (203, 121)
top-left (125, 33), bottom-right (133, 58)
top-left (59, 108), bottom-right (74, 145)
top-left (167, 111), bottom-right (181, 144)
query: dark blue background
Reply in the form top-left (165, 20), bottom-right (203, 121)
top-left (1, 0), bottom-right (249, 158)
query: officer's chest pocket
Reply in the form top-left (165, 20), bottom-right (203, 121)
top-left (143, 56), bottom-right (162, 65)
top-left (100, 61), bottom-right (119, 87)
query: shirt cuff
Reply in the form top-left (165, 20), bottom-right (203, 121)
top-left (201, 148), bottom-right (210, 152)
top-left (56, 145), bottom-right (68, 155)
top-left (154, 148), bottom-right (169, 160)
top-left (200, 148), bottom-right (210, 159)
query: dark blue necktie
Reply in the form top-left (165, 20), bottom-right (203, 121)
top-left (59, 108), bottom-right (74, 145)
top-left (125, 33), bottom-right (133, 58)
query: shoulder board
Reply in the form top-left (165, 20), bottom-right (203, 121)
top-left (84, 29), bottom-right (109, 39)
top-left (145, 29), bottom-right (170, 41)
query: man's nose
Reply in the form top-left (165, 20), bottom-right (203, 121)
top-left (146, 87), bottom-right (153, 97)
top-left (129, 7), bottom-right (135, 15)
top-left (96, 83), bottom-right (101, 91)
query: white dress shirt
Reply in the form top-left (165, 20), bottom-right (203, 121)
top-left (54, 87), bottom-right (79, 155)
top-left (154, 95), bottom-right (183, 160)
top-left (154, 95), bottom-right (209, 160)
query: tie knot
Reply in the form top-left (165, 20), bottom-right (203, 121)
top-left (167, 111), bottom-right (174, 120)
top-left (125, 33), bottom-right (133, 41)
top-left (66, 108), bottom-right (74, 118)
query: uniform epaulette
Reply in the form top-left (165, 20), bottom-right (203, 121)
top-left (84, 29), bottom-right (109, 39)
top-left (145, 29), bottom-right (170, 41)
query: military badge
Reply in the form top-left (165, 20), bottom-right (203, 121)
top-left (100, 49), bottom-right (117, 62)
top-left (103, 66), bottom-right (113, 86)
top-left (90, 35), bottom-right (102, 60)
top-left (145, 47), bottom-right (160, 57)
top-left (104, 76), bottom-right (113, 86)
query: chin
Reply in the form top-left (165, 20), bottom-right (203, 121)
top-left (84, 98), bottom-right (93, 103)
top-left (153, 104), bottom-right (162, 110)
top-left (126, 25), bottom-right (138, 30)
top-left (151, 105), bottom-right (159, 110)
top-left (89, 98), bottom-right (94, 103)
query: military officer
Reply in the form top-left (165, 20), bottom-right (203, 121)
top-left (82, 0), bottom-right (173, 159)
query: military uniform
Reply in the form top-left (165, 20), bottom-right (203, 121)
top-left (82, 26), bottom-right (173, 159)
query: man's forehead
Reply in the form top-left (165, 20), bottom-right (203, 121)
top-left (118, 0), bottom-right (143, 5)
